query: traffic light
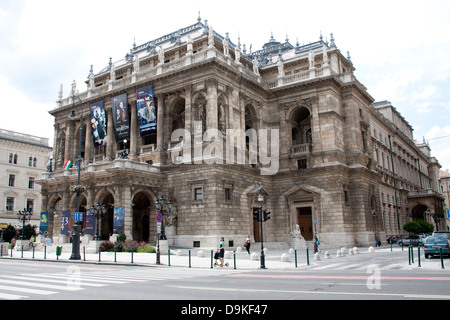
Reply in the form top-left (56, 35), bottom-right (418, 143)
top-left (263, 210), bottom-right (270, 222)
top-left (253, 209), bottom-right (260, 222)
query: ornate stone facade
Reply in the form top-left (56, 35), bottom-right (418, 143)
top-left (38, 19), bottom-right (445, 248)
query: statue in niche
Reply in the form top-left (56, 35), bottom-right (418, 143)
top-left (218, 103), bottom-right (226, 135)
top-left (195, 100), bottom-right (206, 135)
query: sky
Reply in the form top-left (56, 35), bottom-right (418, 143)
top-left (1, 0), bottom-right (449, 171)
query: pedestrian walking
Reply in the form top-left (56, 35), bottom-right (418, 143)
top-left (375, 234), bottom-right (381, 247)
top-left (218, 237), bottom-right (225, 267)
top-left (244, 235), bottom-right (251, 254)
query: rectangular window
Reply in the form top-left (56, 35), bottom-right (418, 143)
top-left (8, 174), bottom-right (15, 187)
top-left (6, 197), bottom-right (14, 211)
top-left (225, 188), bottom-right (232, 201)
top-left (29, 177), bottom-right (35, 189)
top-left (26, 199), bottom-right (34, 212)
top-left (194, 188), bottom-right (203, 201)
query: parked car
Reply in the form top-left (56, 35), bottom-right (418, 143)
top-left (432, 231), bottom-right (450, 239)
top-left (423, 236), bottom-right (450, 258)
top-left (398, 235), bottom-right (422, 246)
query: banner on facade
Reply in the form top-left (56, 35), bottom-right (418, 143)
top-left (61, 210), bottom-right (71, 235)
top-left (84, 209), bottom-right (95, 235)
top-left (89, 100), bottom-right (107, 147)
top-left (39, 212), bottom-right (49, 235)
top-left (136, 85), bottom-right (157, 136)
top-left (113, 207), bottom-right (125, 234)
top-left (111, 93), bottom-right (130, 142)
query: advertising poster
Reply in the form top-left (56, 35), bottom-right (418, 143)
top-left (113, 207), bottom-right (125, 234)
top-left (90, 100), bottom-right (107, 147)
top-left (85, 209), bottom-right (95, 235)
top-left (61, 210), bottom-right (71, 235)
top-left (39, 212), bottom-right (49, 235)
top-left (136, 85), bottom-right (157, 136)
top-left (111, 93), bottom-right (130, 142)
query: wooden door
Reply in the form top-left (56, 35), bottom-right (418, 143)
top-left (297, 207), bottom-right (313, 241)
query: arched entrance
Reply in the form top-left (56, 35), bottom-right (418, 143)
top-left (99, 193), bottom-right (114, 240)
top-left (132, 192), bottom-right (152, 242)
top-left (412, 204), bottom-right (428, 221)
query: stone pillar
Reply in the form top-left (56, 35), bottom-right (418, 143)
top-left (129, 100), bottom-right (138, 158)
top-left (84, 111), bottom-right (93, 164)
top-left (123, 186), bottom-right (133, 240)
top-left (206, 78), bottom-right (218, 135)
top-left (184, 85), bottom-right (192, 134)
top-left (105, 103), bottom-right (114, 160)
top-left (156, 93), bottom-right (165, 150)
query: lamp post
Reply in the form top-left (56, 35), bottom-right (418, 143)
top-left (256, 191), bottom-right (266, 269)
top-left (91, 203), bottom-right (106, 241)
top-left (70, 92), bottom-right (84, 261)
top-left (155, 195), bottom-right (173, 265)
top-left (17, 208), bottom-right (32, 240)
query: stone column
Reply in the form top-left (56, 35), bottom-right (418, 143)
top-left (206, 78), bottom-right (218, 135)
top-left (84, 111), bottom-right (93, 164)
top-left (129, 100), bottom-right (138, 158)
top-left (105, 102), bottom-right (114, 160)
top-left (156, 93), bottom-right (165, 150)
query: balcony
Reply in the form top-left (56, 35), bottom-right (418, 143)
top-left (290, 143), bottom-right (312, 157)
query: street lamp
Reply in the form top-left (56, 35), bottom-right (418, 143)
top-left (91, 203), bottom-right (106, 240)
top-left (70, 92), bottom-right (84, 260)
top-left (155, 195), bottom-right (173, 265)
top-left (17, 208), bottom-right (32, 240)
top-left (255, 190), bottom-right (270, 269)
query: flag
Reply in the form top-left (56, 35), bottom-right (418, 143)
top-left (64, 159), bottom-right (73, 170)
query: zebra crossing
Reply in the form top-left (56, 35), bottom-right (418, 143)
top-left (0, 267), bottom-right (234, 300)
top-left (296, 262), bottom-right (412, 271)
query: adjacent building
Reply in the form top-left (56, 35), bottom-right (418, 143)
top-left (37, 18), bottom-right (445, 249)
top-left (0, 129), bottom-right (52, 228)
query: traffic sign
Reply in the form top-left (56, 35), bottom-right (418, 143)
top-left (156, 213), bottom-right (163, 222)
top-left (447, 209), bottom-right (450, 219)
top-left (74, 212), bottom-right (83, 222)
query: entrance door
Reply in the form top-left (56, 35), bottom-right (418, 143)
top-left (253, 208), bottom-right (260, 242)
top-left (297, 207), bottom-right (313, 241)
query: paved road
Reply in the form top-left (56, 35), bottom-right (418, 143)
top-left (0, 245), bottom-right (449, 303)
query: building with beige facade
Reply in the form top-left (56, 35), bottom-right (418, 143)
top-left (0, 129), bottom-right (52, 229)
top-left (37, 18), bottom-right (445, 249)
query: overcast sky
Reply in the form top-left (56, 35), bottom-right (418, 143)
top-left (1, 0), bottom-right (449, 170)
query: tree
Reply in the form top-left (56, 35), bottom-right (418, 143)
top-left (2, 225), bottom-right (17, 243)
top-left (403, 220), bottom-right (434, 235)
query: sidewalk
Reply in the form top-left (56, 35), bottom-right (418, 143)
top-left (2, 244), bottom-right (449, 271)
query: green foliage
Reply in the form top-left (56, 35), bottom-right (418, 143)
top-left (19, 225), bottom-right (37, 240)
top-left (100, 239), bottom-right (155, 253)
top-left (117, 233), bottom-right (126, 242)
top-left (137, 245), bottom-right (156, 253)
top-left (3, 225), bottom-right (17, 243)
top-left (403, 220), bottom-right (434, 234)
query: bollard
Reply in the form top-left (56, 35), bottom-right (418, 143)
top-left (295, 250), bottom-right (298, 268)
top-left (114, 247), bottom-right (117, 262)
top-left (408, 246), bottom-right (411, 265)
top-left (440, 247), bottom-right (445, 269)
top-left (411, 246), bottom-right (414, 263)
top-left (0, 245), bottom-right (2, 257)
top-left (98, 246), bottom-right (101, 262)
top-left (306, 247), bottom-right (310, 266)
top-left (211, 250), bottom-right (213, 269)
top-left (21, 245), bottom-right (24, 258)
top-left (233, 251), bottom-right (236, 270)
top-left (44, 247), bottom-right (46, 260)
top-left (189, 250), bottom-right (191, 268)
top-left (391, 241), bottom-right (393, 252)
top-left (83, 247), bottom-right (86, 261)
top-left (168, 249), bottom-right (171, 266)
top-left (417, 246), bottom-right (421, 268)
top-left (131, 249), bottom-right (134, 263)
top-left (32, 245), bottom-right (35, 259)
